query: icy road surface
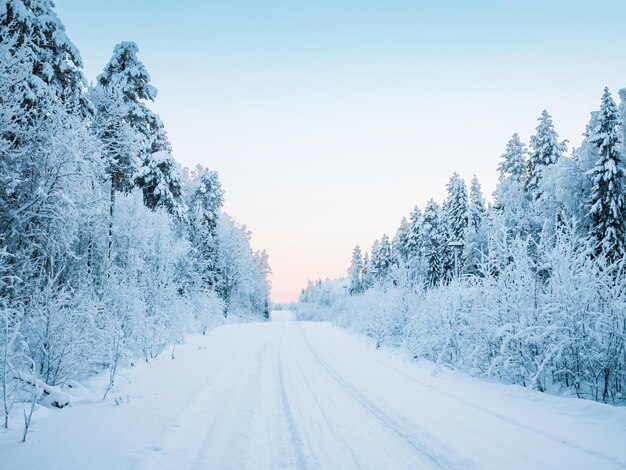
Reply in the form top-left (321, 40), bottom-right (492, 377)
top-left (2, 312), bottom-right (626, 469)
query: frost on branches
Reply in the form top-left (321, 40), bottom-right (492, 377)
top-left (0, 0), bottom-right (270, 438)
top-left (298, 89), bottom-right (626, 405)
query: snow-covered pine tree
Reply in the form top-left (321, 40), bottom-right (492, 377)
top-left (588, 87), bottom-right (625, 262)
top-left (369, 239), bottom-right (381, 282)
top-left (405, 205), bottom-right (423, 282)
top-left (443, 173), bottom-right (469, 279)
top-left (464, 175), bottom-right (488, 274)
top-left (527, 110), bottom-right (566, 198)
top-left (361, 252), bottom-right (373, 290)
top-left (348, 245), bottom-right (364, 295)
top-left (0, 0), bottom-right (91, 117)
top-left (421, 199), bottom-right (443, 288)
top-left (188, 169), bottom-right (224, 290)
top-left (134, 126), bottom-right (185, 218)
top-left (445, 172), bottom-right (469, 242)
top-left (96, 42), bottom-right (157, 137)
top-left (468, 175), bottom-right (486, 231)
top-left (392, 217), bottom-right (410, 265)
top-left (95, 42), bottom-right (184, 218)
top-left (374, 235), bottom-right (394, 283)
top-left (498, 133), bottom-right (528, 182)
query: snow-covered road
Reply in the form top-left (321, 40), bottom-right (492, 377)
top-left (3, 313), bottom-right (626, 469)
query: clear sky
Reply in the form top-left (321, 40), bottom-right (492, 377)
top-left (55, 0), bottom-right (626, 303)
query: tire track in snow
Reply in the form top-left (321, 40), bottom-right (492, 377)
top-left (296, 323), bottom-right (461, 469)
top-left (281, 326), bottom-right (364, 469)
top-left (137, 332), bottom-right (269, 470)
top-left (311, 325), bottom-right (626, 469)
top-left (189, 339), bottom-right (271, 469)
top-left (277, 323), bottom-right (313, 469)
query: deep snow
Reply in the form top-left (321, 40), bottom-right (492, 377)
top-left (2, 312), bottom-right (626, 469)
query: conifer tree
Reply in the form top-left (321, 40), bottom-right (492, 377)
top-left (468, 175), bottom-right (486, 231)
top-left (421, 200), bottom-right (443, 288)
top-left (588, 87), bottom-right (625, 261)
top-left (445, 172), bottom-right (469, 242)
top-left (528, 110), bottom-right (566, 197)
top-left (361, 252), bottom-right (373, 290)
top-left (189, 170), bottom-right (224, 289)
top-left (392, 217), bottom-right (410, 265)
top-left (405, 205), bottom-right (423, 280)
top-left (498, 133), bottom-right (528, 182)
top-left (348, 245), bottom-right (364, 294)
top-left (0, 0), bottom-right (90, 117)
top-left (95, 42), bottom-right (184, 218)
top-left (372, 235), bottom-right (393, 283)
top-left (369, 239), bottom-right (381, 281)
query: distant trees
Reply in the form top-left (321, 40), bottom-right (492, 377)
top-left (348, 245), bottom-right (364, 295)
top-left (299, 86), bottom-right (626, 405)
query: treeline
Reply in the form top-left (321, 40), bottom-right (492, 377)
top-left (299, 88), bottom-right (626, 404)
top-left (0, 0), bottom-right (270, 429)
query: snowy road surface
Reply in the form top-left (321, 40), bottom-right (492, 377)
top-left (3, 313), bottom-right (626, 469)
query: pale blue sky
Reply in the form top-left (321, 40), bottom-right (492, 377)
top-left (56, 0), bottom-right (626, 301)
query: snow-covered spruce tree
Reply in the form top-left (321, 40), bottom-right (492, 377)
top-left (464, 175), bottom-right (488, 274)
top-left (368, 240), bottom-right (381, 283)
top-left (0, 0), bottom-right (91, 117)
top-left (392, 217), bottom-right (410, 266)
top-left (348, 245), bottom-right (364, 295)
top-left (498, 133), bottom-right (528, 182)
top-left (96, 42), bottom-right (157, 140)
top-left (405, 205), bottom-right (423, 283)
top-left (95, 42), bottom-right (184, 219)
top-left (445, 172), bottom-right (469, 242)
top-left (421, 200), bottom-right (443, 288)
top-left (187, 169), bottom-right (224, 291)
top-left (93, 41), bottom-right (155, 260)
top-left (134, 126), bottom-right (185, 219)
top-left (371, 234), bottom-right (394, 284)
top-left (441, 173), bottom-right (469, 280)
top-left (587, 87), bottom-right (626, 262)
top-left (361, 252), bottom-right (373, 290)
top-left (534, 111), bottom-right (600, 242)
top-left (494, 135), bottom-right (535, 239)
top-left (527, 110), bottom-right (566, 198)
top-left (468, 175), bottom-right (485, 231)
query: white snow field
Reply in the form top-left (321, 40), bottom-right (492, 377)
top-left (2, 312), bottom-right (626, 470)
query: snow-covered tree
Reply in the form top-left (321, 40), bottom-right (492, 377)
top-left (587, 87), bottom-right (625, 261)
top-left (371, 235), bottom-right (394, 283)
top-left (0, 0), bottom-right (90, 116)
top-left (421, 200), bottom-right (443, 288)
top-left (96, 42), bottom-right (157, 137)
top-left (348, 245), bottom-right (364, 295)
top-left (95, 42), bottom-right (183, 218)
top-left (392, 217), bottom-right (410, 265)
top-left (464, 176), bottom-right (488, 274)
top-left (362, 252), bottom-right (373, 290)
top-left (527, 110), bottom-right (566, 197)
top-left (498, 133), bottom-right (528, 182)
top-left (187, 169), bottom-right (224, 290)
top-left (215, 215), bottom-right (270, 317)
top-left (468, 175), bottom-right (486, 231)
top-left (405, 206), bottom-right (423, 282)
top-left (134, 144), bottom-right (185, 218)
top-left (445, 172), bottom-right (469, 242)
